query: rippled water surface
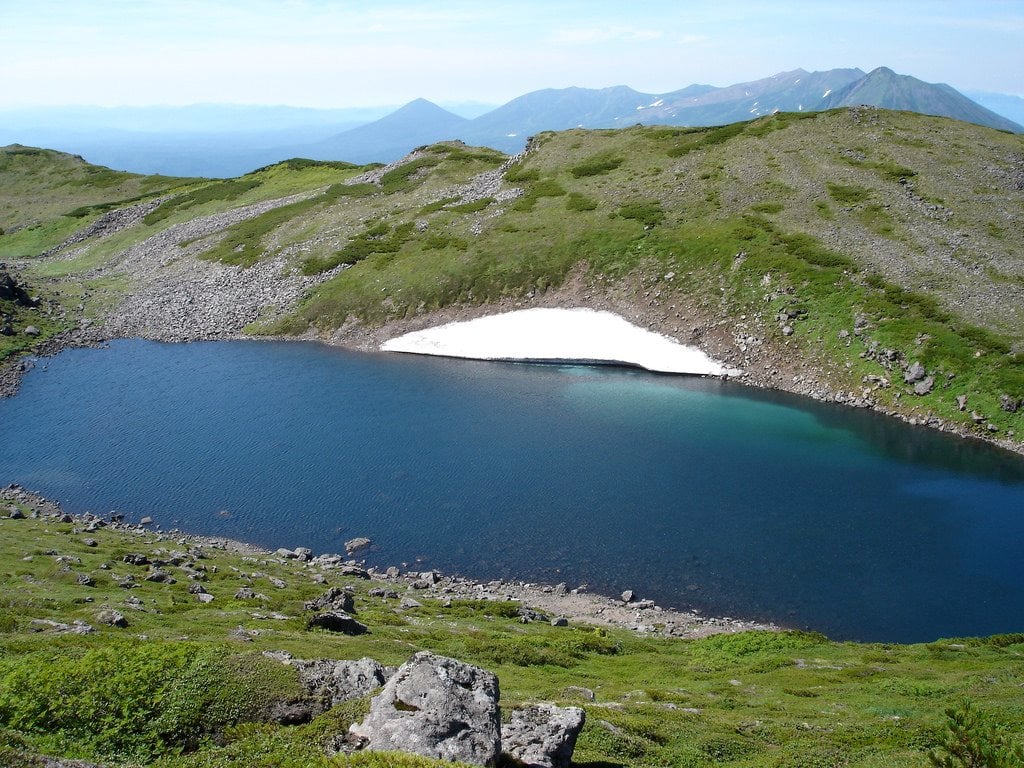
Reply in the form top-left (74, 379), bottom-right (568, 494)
top-left (3, 339), bottom-right (1023, 642)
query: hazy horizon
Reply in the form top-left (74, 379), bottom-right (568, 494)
top-left (2, 1), bottom-right (1022, 110)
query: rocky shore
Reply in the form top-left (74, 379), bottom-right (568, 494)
top-left (1, 483), bottom-right (776, 639)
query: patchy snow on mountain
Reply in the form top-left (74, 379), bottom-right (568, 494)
top-left (381, 308), bottom-right (737, 376)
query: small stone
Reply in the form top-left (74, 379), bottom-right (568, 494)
top-left (234, 587), bottom-right (257, 600)
top-left (76, 573), bottom-right (96, 587)
top-left (23, 325), bottom-right (40, 337)
top-left (621, 590), bottom-right (636, 603)
top-left (82, 537), bottom-right (98, 547)
top-left (139, 516), bottom-right (153, 525)
top-left (551, 616), bottom-right (569, 627)
top-left (123, 553), bottom-right (150, 566)
top-left (188, 582), bottom-right (208, 594)
top-left (956, 394), bottom-right (968, 411)
top-left (8, 507), bottom-right (25, 519)
top-left (276, 547), bottom-right (298, 559)
top-left (399, 597), bottom-right (422, 609)
top-left (1000, 394), bottom-right (1020, 413)
top-left (196, 592), bottom-right (215, 603)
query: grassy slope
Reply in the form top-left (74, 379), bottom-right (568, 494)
top-left (242, 110), bottom-right (1024, 439)
top-left (1, 512), bottom-right (1023, 768)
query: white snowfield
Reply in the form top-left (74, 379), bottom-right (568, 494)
top-left (381, 308), bottom-right (738, 376)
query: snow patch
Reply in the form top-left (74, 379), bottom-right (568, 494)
top-left (381, 308), bottom-right (737, 376)
top-left (822, 88), bottom-right (832, 98)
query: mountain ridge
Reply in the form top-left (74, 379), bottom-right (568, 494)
top-left (1, 66), bottom-right (1019, 176)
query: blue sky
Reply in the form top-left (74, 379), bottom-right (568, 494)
top-left (1, 0), bottom-right (1021, 107)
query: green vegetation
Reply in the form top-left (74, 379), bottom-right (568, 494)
top-left (827, 182), bottom-right (873, 205)
top-left (569, 152), bottom-right (625, 178)
top-left (1, 515), bottom-right (1023, 767)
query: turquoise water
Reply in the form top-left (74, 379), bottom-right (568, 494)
top-left (2, 338), bottom-right (1023, 642)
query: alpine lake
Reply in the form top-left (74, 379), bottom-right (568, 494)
top-left (3, 338), bottom-right (1023, 643)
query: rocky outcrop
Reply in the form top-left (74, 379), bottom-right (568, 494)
top-left (347, 651), bottom-right (501, 766)
top-left (502, 704), bottom-right (586, 768)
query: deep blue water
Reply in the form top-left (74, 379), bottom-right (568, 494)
top-left (3, 339), bottom-right (1024, 643)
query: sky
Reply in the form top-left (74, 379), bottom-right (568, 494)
top-left (1, 0), bottom-right (1022, 109)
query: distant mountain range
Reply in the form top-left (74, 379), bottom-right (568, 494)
top-left (1, 67), bottom-right (1019, 176)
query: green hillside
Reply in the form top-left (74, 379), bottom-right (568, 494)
top-left (1, 505), bottom-right (1023, 767)
top-left (3, 108), bottom-right (1024, 440)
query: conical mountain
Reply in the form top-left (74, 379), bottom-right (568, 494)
top-left (823, 67), bottom-right (1022, 132)
top-left (302, 98), bottom-right (469, 163)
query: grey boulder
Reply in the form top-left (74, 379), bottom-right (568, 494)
top-left (295, 657), bottom-right (390, 711)
top-left (348, 651), bottom-right (500, 766)
top-left (307, 610), bottom-right (368, 635)
top-left (502, 704), bottom-right (586, 768)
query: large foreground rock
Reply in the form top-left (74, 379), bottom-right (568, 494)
top-left (502, 704), bottom-right (586, 768)
top-left (295, 657), bottom-right (390, 711)
top-left (348, 651), bottom-right (501, 766)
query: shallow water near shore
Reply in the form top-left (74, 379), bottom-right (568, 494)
top-left (3, 338), bottom-right (1024, 642)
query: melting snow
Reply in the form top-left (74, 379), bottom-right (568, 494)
top-left (822, 88), bottom-right (832, 98)
top-left (649, 98), bottom-right (664, 107)
top-left (505, 133), bottom-right (518, 138)
top-left (381, 308), bottom-right (737, 376)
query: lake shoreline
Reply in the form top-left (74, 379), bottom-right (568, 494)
top-left (3, 311), bottom-right (1023, 461)
top-left (1, 482), bottom-right (779, 640)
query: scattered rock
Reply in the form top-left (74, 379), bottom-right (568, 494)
top-left (304, 586), bottom-right (355, 614)
top-left (195, 593), bottom-right (215, 604)
top-left (76, 573), bottom-right (95, 587)
top-left (399, 597), bottom-right (422, 609)
top-left (564, 686), bottom-right (596, 701)
top-left (139, 516), bottom-right (154, 526)
top-left (621, 590), bottom-right (636, 603)
top-left (9, 507), bottom-right (25, 519)
top-left (307, 611), bottom-right (368, 635)
top-left (903, 361), bottom-right (926, 383)
top-left (369, 587), bottom-right (400, 599)
top-left (913, 376), bottom-right (935, 396)
top-left (956, 394), bottom-right (968, 411)
top-left (123, 553), bottom-right (150, 566)
top-left (96, 609), bottom-right (128, 628)
top-left (234, 586), bottom-right (257, 600)
top-left (550, 617), bottom-right (569, 627)
top-left (23, 325), bottom-right (40, 337)
top-left (347, 651), bottom-right (501, 766)
top-left (1001, 394), bottom-right (1020, 413)
top-left (82, 537), bottom-right (98, 547)
top-left (145, 569), bottom-right (176, 584)
top-left (517, 607), bottom-right (549, 624)
top-left (30, 619), bottom-right (95, 635)
top-left (502, 704), bottom-right (586, 768)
